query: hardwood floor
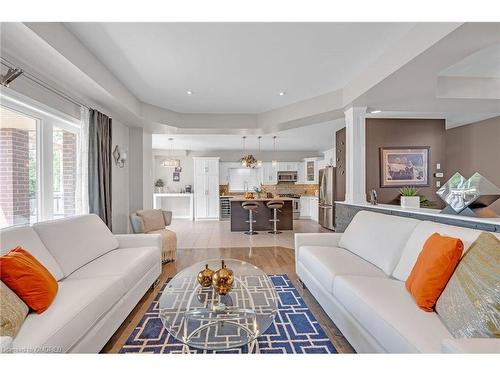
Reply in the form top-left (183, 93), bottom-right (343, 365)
top-left (101, 246), bottom-right (355, 354)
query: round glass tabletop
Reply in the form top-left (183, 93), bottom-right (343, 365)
top-left (159, 259), bottom-right (277, 351)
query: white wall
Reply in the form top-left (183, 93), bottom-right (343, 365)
top-left (111, 120), bottom-right (130, 234)
top-left (142, 130), bottom-right (153, 209)
top-left (128, 127), bottom-right (144, 214)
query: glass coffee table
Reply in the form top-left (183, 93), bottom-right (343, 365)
top-left (159, 259), bottom-right (277, 353)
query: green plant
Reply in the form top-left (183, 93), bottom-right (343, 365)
top-left (399, 186), bottom-right (419, 196)
top-left (419, 195), bottom-right (436, 208)
top-left (155, 179), bottom-right (164, 188)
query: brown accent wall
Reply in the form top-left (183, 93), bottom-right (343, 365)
top-left (365, 118), bottom-right (447, 207)
top-left (446, 116), bottom-right (500, 215)
top-left (335, 127), bottom-right (346, 201)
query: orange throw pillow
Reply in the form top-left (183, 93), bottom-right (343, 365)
top-left (0, 247), bottom-right (58, 314)
top-left (405, 233), bottom-right (463, 312)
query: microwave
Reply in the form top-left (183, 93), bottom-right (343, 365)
top-left (277, 171), bottom-right (298, 182)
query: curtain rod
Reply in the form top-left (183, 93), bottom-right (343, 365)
top-left (1, 57), bottom-right (90, 110)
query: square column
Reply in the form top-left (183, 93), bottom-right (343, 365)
top-left (344, 107), bottom-right (367, 203)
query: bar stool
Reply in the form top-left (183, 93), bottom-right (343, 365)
top-left (242, 201), bottom-right (259, 235)
top-left (266, 199), bottom-right (284, 234)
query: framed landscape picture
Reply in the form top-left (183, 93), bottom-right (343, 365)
top-left (379, 146), bottom-right (430, 187)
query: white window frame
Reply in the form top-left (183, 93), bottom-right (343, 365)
top-left (1, 90), bottom-right (81, 226)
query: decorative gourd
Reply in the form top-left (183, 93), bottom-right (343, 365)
top-left (212, 260), bottom-right (234, 295)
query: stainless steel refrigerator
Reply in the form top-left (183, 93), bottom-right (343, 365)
top-left (318, 166), bottom-right (336, 230)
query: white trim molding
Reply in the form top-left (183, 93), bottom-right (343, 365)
top-left (344, 106), bottom-right (367, 204)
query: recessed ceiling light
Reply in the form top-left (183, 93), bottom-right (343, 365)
top-left (370, 110), bottom-right (382, 114)
top-left (279, 91), bottom-right (286, 96)
top-left (186, 90), bottom-right (193, 95)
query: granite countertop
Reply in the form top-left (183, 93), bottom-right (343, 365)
top-left (335, 201), bottom-right (500, 226)
top-left (229, 197), bottom-right (294, 202)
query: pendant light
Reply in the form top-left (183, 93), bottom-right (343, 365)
top-left (272, 136), bottom-right (278, 166)
top-left (240, 136), bottom-right (257, 168)
top-left (241, 136), bottom-right (247, 167)
top-left (161, 138), bottom-right (180, 168)
top-left (257, 136), bottom-right (263, 167)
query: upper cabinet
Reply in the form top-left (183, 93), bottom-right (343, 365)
top-left (323, 148), bottom-right (336, 167)
top-left (302, 157), bottom-right (319, 184)
top-left (278, 162), bottom-right (298, 171)
top-left (195, 157), bottom-right (219, 177)
top-left (297, 161), bottom-right (305, 184)
top-left (261, 162), bottom-right (278, 185)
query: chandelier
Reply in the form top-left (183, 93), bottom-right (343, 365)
top-left (161, 138), bottom-right (180, 168)
top-left (240, 136), bottom-right (257, 168)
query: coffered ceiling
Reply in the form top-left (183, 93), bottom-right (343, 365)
top-left (64, 22), bottom-right (415, 113)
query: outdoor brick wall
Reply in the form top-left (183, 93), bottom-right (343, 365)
top-left (0, 128), bottom-right (30, 226)
top-left (62, 130), bottom-right (76, 216)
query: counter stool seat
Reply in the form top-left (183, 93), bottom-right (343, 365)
top-left (266, 199), bottom-right (284, 234)
top-left (242, 201), bottom-right (259, 235)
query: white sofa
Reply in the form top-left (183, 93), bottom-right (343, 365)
top-left (0, 214), bottom-right (162, 353)
top-left (295, 210), bottom-right (500, 353)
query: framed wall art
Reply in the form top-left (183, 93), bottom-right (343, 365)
top-left (380, 146), bottom-right (430, 187)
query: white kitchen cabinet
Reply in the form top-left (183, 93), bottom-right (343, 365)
top-left (303, 157), bottom-right (319, 184)
top-left (316, 158), bottom-right (326, 172)
top-left (310, 197), bottom-right (319, 222)
top-left (299, 196), bottom-right (311, 218)
top-left (193, 157), bottom-right (220, 220)
top-left (297, 161), bottom-right (305, 184)
top-left (323, 148), bottom-right (336, 167)
top-left (278, 162), bottom-right (298, 171)
top-left (261, 162), bottom-right (278, 185)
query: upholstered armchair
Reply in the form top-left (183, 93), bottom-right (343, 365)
top-left (130, 209), bottom-right (177, 263)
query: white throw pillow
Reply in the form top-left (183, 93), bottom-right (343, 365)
top-left (0, 226), bottom-right (64, 281)
top-left (391, 221), bottom-right (484, 281)
top-left (33, 214), bottom-right (119, 277)
top-left (338, 211), bottom-right (419, 275)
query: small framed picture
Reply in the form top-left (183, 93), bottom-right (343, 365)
top-left (173, 172), bottom-right (180, 182)
top-left (174, 166), bottom-right (182, 172)
top-left (380, 146), bottom-right (430, 187)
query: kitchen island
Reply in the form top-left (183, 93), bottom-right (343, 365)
top-left (229, 197), bottom-right (294, 232)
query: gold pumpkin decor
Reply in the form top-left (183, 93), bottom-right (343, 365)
top-left (197, 264), bottom-right (214, 287)
top-left (212, 260), bottom-right (234, 296)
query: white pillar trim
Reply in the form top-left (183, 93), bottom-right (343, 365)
top-left (344, 106), bottom-right (367, 204)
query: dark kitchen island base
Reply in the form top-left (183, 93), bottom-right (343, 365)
top-left (230, 199), bottom-right (293, 231)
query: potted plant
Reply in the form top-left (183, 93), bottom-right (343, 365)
top-left (155, 179), bottom-right (165, 193)
top-left (253, 185), bottom-right (264, 198)
top-left (399, 186), bottom-right (420, 209)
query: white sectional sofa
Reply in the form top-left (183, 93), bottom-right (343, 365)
top-left (0, 214), bottom-right (162, 353)
top-left (295, 210), bottom-right (500, 353)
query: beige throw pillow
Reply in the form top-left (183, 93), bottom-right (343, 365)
top-left (0, 280), bottom-right (29, 338)
top-left (136, 209), bottom-right (165, 232)
top-left (436, 232), bottom-right (500, 338)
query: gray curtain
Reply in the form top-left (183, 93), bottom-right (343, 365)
top-left (88, 109), bottom-right (112, 230)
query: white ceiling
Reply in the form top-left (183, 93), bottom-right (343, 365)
top-left (152, 118), bottom-right (345, 151)
top-left (440, 42), bottom-right (500, 78)
top-left (64, 22), bottom-right (415, 114)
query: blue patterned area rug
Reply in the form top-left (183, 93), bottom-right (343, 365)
top-left (119, 274), bottom-right (337, 354)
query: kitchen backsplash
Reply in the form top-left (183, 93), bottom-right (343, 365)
top-left (220, 183), bottom-right (319, 196)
